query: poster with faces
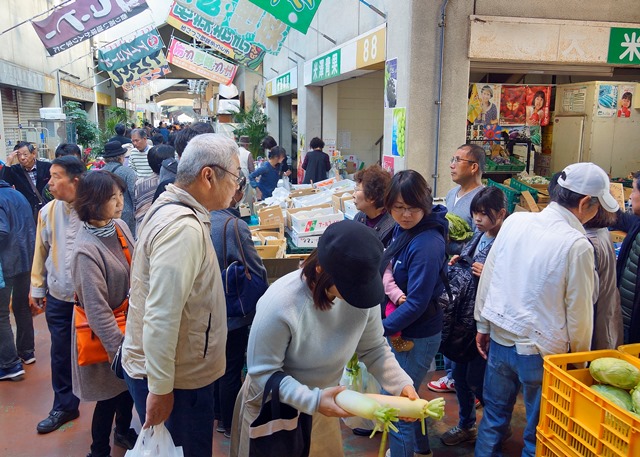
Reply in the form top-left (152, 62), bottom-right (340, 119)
top-left (525, 86), bottom-right (551, 126)
top-left (618, 85), bottom-right (634, 118)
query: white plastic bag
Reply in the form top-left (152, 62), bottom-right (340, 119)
top-left (125, 423), bottom-right (184, 457)
top-left (339, 356), bottom-right (382, 431)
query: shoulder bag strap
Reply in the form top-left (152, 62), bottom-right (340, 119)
top-left (261, 371), bottom-right (288, 418)
top-left (222, 216), bottom-right (234, 270)
top-left (114, 223), bottom-right (132, 265)
top-left (111, 163), bottom-right (122, 173)
top-left (20, 166), bottom-right (44, 205)
top-left (233, 217), bottom-right (252, 280)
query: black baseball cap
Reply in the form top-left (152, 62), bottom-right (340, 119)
top-left (317, 220), bottom-right (385, 309)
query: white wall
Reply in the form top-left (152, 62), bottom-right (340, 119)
top-left (337, 73), bottom-right (384, 167)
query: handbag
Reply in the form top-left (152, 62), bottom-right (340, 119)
top-left (249, 372), bottom-right (312, 457)
top-left (221, 216), bottom-right (268, 318)
top-left (75, 224), bottom-right (131, 367)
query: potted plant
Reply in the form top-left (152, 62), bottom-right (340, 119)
top-left (233, 99), bottom-right (268, 158)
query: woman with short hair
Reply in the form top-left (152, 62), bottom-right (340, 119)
top-left (71, 170), bottom-right (138, 457)
top-left (353, 164), bottom-right (395, 247)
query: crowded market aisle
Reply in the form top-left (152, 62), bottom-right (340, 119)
top-left (0, 312), bottom-right (526, 456)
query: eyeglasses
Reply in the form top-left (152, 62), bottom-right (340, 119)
top-left (206, 164), bottom-right (244, 188)
top-left (450, 156), bottom-right (476, 165)
top-left (391, 205), bottom-right (423, 215)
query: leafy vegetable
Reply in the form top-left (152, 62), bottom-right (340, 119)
top-left (589, 357), bottom-right (640, 390)
top-left (445, 213), bottom-right (473, 242)
top-left (591, 384), bottom-right (634, 411)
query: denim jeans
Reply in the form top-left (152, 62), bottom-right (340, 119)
top-left (45, 294), bottom-right (80, 412)
top-left (125, 371), bottom-right (215, 457)
top-left (443, 356), bottom-right (454, 378)
top-left (214, 325), bottom-right (249, 430)
top-left (475, 340), bottom-right (543, 457)
top-left (386, 332), bottom-right (441, 457)
top-left (0, 272), bottom-right (33, 368)
top-left (452, 354), bottom-right (486, 429)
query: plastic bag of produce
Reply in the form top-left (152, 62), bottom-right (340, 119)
top-left (591, 384), bottom-right (633, 411)
top-left (589, 357), bottom-right (640, 390)
top-left (339, 354), bottom-right (382, 431)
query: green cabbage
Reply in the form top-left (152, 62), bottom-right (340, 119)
top-left (589, 357), bottom-right (640, 390)
top-left (591, 384), bottom-right (634, 411)
top-left (445, 213), bottom-right (473, 242)
top-left (631, 385), bottom-right (640, 413)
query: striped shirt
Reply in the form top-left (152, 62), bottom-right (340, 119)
top-left (127, 145), bottom-right (153, 179)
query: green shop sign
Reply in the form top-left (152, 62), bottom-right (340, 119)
top-left (312, 49), bottom-right (340, 83)
top-left (608, 27), bottom-right (640, 65)
top-left (247, 0), bottom-right (322, 34)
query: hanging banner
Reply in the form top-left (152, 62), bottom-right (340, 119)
top-left (107, 50), bottom-right (170, 89)
top-left (98, 27), bottom-right (163, 71)
top-left (246, 0), bottom-right (321, 34)
top-left (175, 0), bottom-right (289, 54)
top-left (525, 86), bottom-right (551, 127)
top-left (499, 86), bottom-right (527, 126)
top-left (32, 0), bottom-right (149, 56)
top-left (166, 2), bottom-right (265, 70)
top-left (167, 38), bottom-right (238, 85)
top-left (122, 64), bottom-right (171, 92)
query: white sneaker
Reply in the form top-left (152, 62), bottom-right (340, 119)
top-left (427, 375), bottom-right (455, 392)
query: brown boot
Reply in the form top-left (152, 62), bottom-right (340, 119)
top-left (390, 336), bottom-right (414, 352)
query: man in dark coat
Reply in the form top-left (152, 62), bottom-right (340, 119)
top-left (0, 142), bottom-right (51, 221)
top-left (108, 123), bottom-right (132, 145)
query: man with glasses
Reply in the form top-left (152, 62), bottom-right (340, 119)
top-left (474, 163), bottom-right (618, 456)
top-left (122, 134), bottom-right (241, 457)
top-left (1, 142), bottom-right (52, 221)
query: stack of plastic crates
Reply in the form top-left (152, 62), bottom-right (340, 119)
top-left (536, 349), bottom-right (640, 457)
top-left (487, 179), bottom-right (520, 214)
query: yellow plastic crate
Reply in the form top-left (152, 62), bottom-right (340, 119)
top-left (618, 344), bottom-right (640, 358)
top-left (538, 349), bottom-right (640, 457)
top-left (536, 432), bottom-right (580, 457)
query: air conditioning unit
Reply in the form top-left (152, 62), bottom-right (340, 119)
top-left (39, 107), bottom-right (66, 120)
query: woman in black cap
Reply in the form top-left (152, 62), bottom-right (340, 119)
top-left (229, 220), bottom-right (417, 457)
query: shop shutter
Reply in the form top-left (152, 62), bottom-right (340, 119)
top-left (1, 87), bottom-right (20, 146)
top-left (18, 91), bottom-right (43, 126)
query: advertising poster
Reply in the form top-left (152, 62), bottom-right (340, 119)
top-left (469, 83), bottom-right (501, 125)
top-left (107, 50), bottom-right (170, 88)
top-left (597, 84), bottom-right (618, 117)
top-left (167, 2), bottom-right (265, 70)
top-left (500, 86), bottom-right (527, 125)
top-left (525, 86), bottom-right (551, 126)
top-left (385, 58), bottom-right (398, 108)
top-left (167, 38), bottom-right (238, 85)
top-left (32, 0), bottom-right (149, 56)
top-left (392, 108), bottom-right (406, 157)
top-left (617, 85), bottom-right (634, 118)
top-left (98, 27), bottom-right (163, 72)
top-left (382, 155), bottom-right (395, 174)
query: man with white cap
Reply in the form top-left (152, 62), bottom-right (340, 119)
top-left (473, 162), bottom-right (618, 457)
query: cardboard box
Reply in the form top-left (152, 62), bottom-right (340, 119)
top-left (257, 231), bottom-right (284, 243)
top-left (291, 191), bottom-right (334, 208)
top-left (346, 161), bottom-right (358, 174)
top-left (255, 238), bottom-right (286, 259)
top-left (610, 183), bottom-right (626, 212)
top-left (262, 258), bottom-right (302, 284)
top-left (289, 187), bottom-right (317, 199)
top-left (332, 191), bottom-right (354, 213)
top-left (291, 207), bottom-right (344, 236)
top-left (258, 206), bottom-right (284, 226)
top-left (286, 203), bottom-right (333, 230)
top-left (610, 230), bottom-right (627, 243)
top-left (290, 230), bottom-right (321, 248)
top-left (520, 191), bottom-right (539, 212)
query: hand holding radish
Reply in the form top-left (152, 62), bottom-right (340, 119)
top-left (318, 385), bottom-right (352, 417)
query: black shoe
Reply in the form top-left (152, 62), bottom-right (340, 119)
top-left (36, 410), bottom-right (80, 434)
top-left (352, 428), bottom-right (374, 436)
top-left (113, 427), bottom-right (139, 450)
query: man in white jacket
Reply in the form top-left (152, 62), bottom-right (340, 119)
top-left (473, 162), bottom-right (619, 457)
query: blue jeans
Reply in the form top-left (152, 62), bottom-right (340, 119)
top-left (475, 340), bottom-right (543, 457)
top-left (0, 272), bottom-right (33, 368)
top-left (386, 332), bottom-right (441, 457)
top-left (452, 354), bottom-right (486, 429)
top-left (125, 371), bottom-right (215, 457)
top-left (444, 356), bottom-right (454, 378)
top-left (45, 294), bottom-right (80, 412)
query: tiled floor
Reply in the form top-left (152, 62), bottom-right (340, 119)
top-left (0, 313), bottom-right (526, 456)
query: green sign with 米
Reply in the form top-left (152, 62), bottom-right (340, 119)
top-left (247, 0), bottom-right (322, 34)
top-left (312, 49), bottom-right (340, 83)
top-left (608, 27), bottom-right (640, 64)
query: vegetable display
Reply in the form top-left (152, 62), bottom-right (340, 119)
top-left (335, 390), bottom-right (445, 457)
top-left (590, 384), bottom-right (634, 411)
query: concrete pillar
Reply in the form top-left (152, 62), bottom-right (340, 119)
top-left (266, 96), bottom-right (280, 144)
top-left (279, 94), bottom-right (293, 157)
top-left (322, 83), bottom-right (338, 144)
top-left (296, 64), bottom-right (322, 157)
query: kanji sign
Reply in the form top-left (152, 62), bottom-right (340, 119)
top-left (266, 68), bottom-right (297, 96)
top-left (167, 38), bottom-right (238, 85)
top-left (311, 49), bottom-right (340, 83)
top-left (107, 50), bottom-right (171, 90)
top-left (246, 0), bottom-right (322, 34)
top-left (175, 0), bottom-right (289, 55)
top-left (97, 27), bottom-right (163, 71)
top-left (608, 27), bottom-right (640, 65)
top-left (167, 2), bottom-right (265, 70)
top-left (32, 0), bottom-right (149, 56)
